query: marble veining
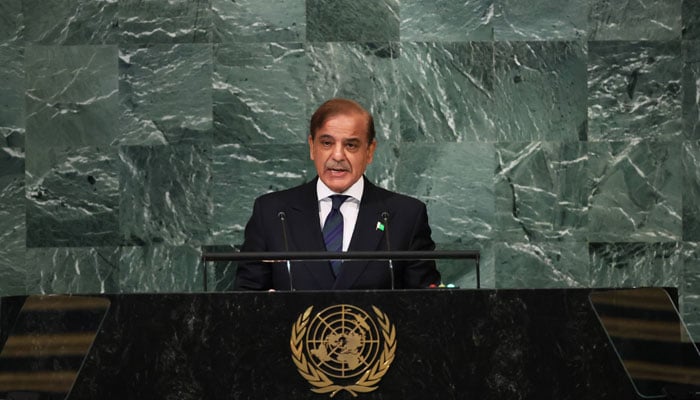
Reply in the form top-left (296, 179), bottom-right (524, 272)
top-left (496, 142), bottom-right (588, 242)
top-left (119, 144), bottom-right (212, 246)
top-left (395, 142), bottom-right (495, 243)
top-left (588, 0), bottom-right (682, 41)
top-left (119, 245), bottom-right (203, 293)
top-left (399, 41), bottom-right (495, 142)
top-left (22, 0), bottom-right (118, 45)
top-left (0, 148), bottom-right (25, 296)
top-left (26, 247), bottom-right (119, 294)
top-left (400, 0), bottom-right (494, 41)
top-left (213, 42), bottom-right (307, 144)
top-left (25, 45), bottom-right (119, 151)
top-left (588, 41), bottom-right (682, 141)
top-left (495, 0), bottom-right (588, 40)
top-left (306, 0), bottom-right (399, 42)
top-left (683, 41), bottom-right (700, 139)
top-left (0, 43), bottom-right (24, 147)
top-left (119, 0), bottom-right (212, 44)
top-left (25, 146), bottom-right (120, 248)
top-left (491, 41), bottom-right (587, 142)
top-left (118, 44), bottom-right (213, 145)
top-left (212, 0), bottom-right (305, 42)
top-left (588, 140), bottom-right (682, 242)
top-left (589, 242), bottom-right (683, 288)
top-left (495, 241), bottom-right (590, 288)
top-left (0, 0), bottom-right (22, 42)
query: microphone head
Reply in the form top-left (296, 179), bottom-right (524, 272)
top-left (277, 211), bottom-right (286, 220)
top-left (381, 211), bottom-right (389, 221)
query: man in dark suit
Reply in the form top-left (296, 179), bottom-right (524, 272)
top-left (234, 98), bottom-right (440, 290)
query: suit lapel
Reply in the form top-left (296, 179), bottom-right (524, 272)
top-left (286, 178), bottom-right (336, 288)
top-left (334, 178), bottom-right (387, 290)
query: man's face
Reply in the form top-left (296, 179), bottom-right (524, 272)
top-left (308, 113), bottom-right (377, 193)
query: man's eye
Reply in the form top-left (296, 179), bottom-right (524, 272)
top-left (346, 143), bottom-right (358, 150)
top-left (321, 141), bottom-right (332, 147)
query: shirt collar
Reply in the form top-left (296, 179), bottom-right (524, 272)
top-left (316, 176), bottom-right (364, 203)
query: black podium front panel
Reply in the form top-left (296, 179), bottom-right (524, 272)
top-left (3, 290), bottom-right (643, 400)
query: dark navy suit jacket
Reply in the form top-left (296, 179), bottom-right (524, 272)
top-left (233, 176), bottom-right (440, 290)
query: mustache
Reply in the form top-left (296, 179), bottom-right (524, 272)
top-left (325, 161), bottom-right (350, 171)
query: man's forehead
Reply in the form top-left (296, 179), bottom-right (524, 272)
top-left (316, 113), bottom-right (369, 138)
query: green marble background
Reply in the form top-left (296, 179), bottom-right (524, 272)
top-left (1, 0), bottom-right (699, 338)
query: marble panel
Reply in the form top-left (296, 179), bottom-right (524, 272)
top-left (683, 141), bottom-right (700, 240)
top-left (0, 0), bottom-right (22, 42)
top-left (202, 244), bottom-right (237, 291)
top-left (683, 0), bottom-right (700, 40)
top-left (399, 42), bottom-right (495, 142)
top-left (436, 241), bottom-right (495, 289)
top-left (399, 0), bottom-right (494, 41)
top-left (25, 247), bottom-right (120, 294)
top-left (306, 42), bottom-right (399, 144)
top-left (0, 148), bottom-right (25, 296)
top-left (496, 142), bottom-right (588, 242)
top-left (363, 142), bottom-right (400, 191)
top-left (212, 0), bottom-right (305, 42)
top-left (494, 241), bottom-right (590, 288)
top-left (306, 0), bottom-right (399, 42)
top-left (681, 242), bottom-right (700, 341)
top-left (25, 146), bottom-right (120, 248)
top-left (0, 43), bottom-right (24, 147)
top-left (494, 0), bottom-right (588, 40)
top-left (119, 144), bottom-right (212, 246)
top-left (118, 44), bottom-right (213, 145)
top-left (589, 242), bottom-right (682, 287)
top-left (588, 141), bottom-right (682, 242)
top-left (683, 41), bottom-right (700, 139)
top-left (119, 0), bottom-right (212, 44)
top-left (119, 245), bottom-right (203, 293)
top-left (25, 45), bottom-right (119, 150)
top-left (22, 0), bottom-right (118, 45)
top-left (491, 41), bottom-right (587, 141)
top-left (213, 42), bottom-right (307, 144)
top-left (210, 143), bottom-right (312, 246)
top-left (588, 41), bottom-right (682, 141)
top-left (394, 142), bottom-right (495, 243)
top-left (588, 0), bottom-right (681, 40)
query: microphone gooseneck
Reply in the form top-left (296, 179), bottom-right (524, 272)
top-left (278, 211), bottom-right (294, 291)
top-left (381, 211), bottom-right (395, 290)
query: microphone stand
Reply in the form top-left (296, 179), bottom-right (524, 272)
top-left (278, 212), bottom-right (294, 291)
top-left (381, 212), bottom-right (394, 290)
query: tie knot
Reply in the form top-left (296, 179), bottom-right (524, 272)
top-left (330, 195), bottom-right (349, 210)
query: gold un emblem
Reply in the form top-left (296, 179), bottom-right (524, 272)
top-left (290, 304), bottom-right (397, 397)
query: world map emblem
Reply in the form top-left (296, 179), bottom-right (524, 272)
top-left (290, 304), bottom-right (397, 397)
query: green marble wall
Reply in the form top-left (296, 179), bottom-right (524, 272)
top-left (1, 0), bottom-right (699, 338)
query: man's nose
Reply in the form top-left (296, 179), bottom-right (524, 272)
top-left (331, 143), bottom-right (345, 160)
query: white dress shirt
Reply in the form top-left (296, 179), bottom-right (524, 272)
top-left (317, 178), bottom-right (363, 251)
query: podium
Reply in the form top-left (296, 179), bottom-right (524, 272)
top-left (3, 288), bottom-right (689, 400)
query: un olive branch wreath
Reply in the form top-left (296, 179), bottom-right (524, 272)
top-left (290, 306), bottom-right (397, 398)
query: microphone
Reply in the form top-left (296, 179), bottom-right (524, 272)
top-left (381, 211), bottom-right (394, 290)
top-left (278, 211), bottom-right (294, 291)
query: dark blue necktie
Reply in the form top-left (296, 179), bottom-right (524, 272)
top-left (323, 195), bottom-right (349, 276)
